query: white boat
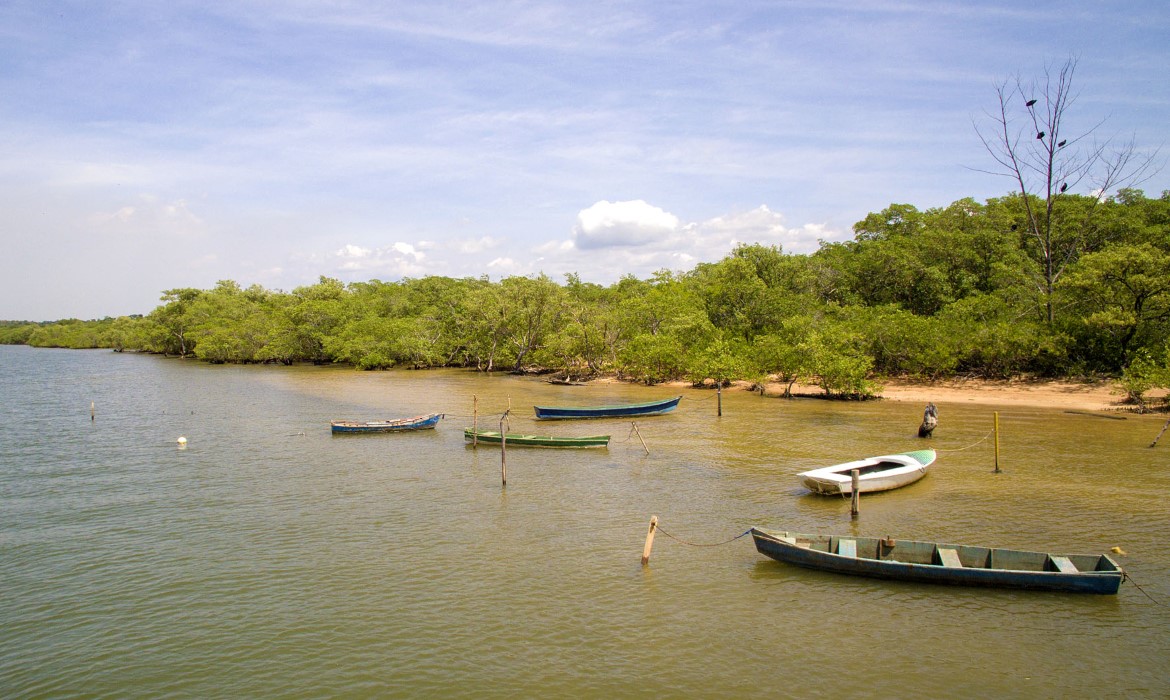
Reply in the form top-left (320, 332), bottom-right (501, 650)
top-left (797, 449), bottom-right (936, 495)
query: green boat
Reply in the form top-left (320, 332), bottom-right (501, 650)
top-left (463, 429), bottom-right (610, 449)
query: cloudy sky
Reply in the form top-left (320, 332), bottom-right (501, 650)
top-left (1, 1), bottom-right (1167, 321)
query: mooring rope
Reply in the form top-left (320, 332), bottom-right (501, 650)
top-left (655, 525), bottom-right (753, 547)
top-left (935, 428), bottom-right (996, 453)
top-left (1124, 572), bottom-right (1164, 605)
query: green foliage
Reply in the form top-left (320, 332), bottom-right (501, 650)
top-left (10, 189), bottom-right (1168, 392)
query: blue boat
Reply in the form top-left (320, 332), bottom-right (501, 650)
top-left (532, 395), bottom-right (682, 420)
top-left (330, 413), bottom-right (444, 434)
top-left (750, 528), bottom-right (1124, 594)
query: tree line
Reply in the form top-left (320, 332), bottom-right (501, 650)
top-left (4, 189), bottom-right (1169, 406)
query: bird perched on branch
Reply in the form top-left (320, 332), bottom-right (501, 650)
top-left (1025, 99), bottom-right (1037, 107)
top-left (1060, 182), bottom-right (1068, 193)
top-left (1036, 131), bottom-right (1045, 139)
top-left (1057, 139), bottom-right (1067, 147)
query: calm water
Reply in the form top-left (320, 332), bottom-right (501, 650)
top-left (2, 345), bottom-right (1168, 698)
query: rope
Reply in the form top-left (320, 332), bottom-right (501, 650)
top-left (656, 525), bottom-right (753, 547)
top-left (1124, 572), bottom-right (1164, 605)
top-left (935, 428), bottom-right (995, 453)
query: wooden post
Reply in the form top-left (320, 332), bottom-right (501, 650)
top-left (631, 422), bottom-right (650, 455)
top-left (717, 384), bottom-right (722, 417)
top-left (90, 401), bottom-right (95, 422)
top-left (994, 412), bottom-right (1001, 473)
top-left (641, 516), bottom-right (658, 565)
top-left (472, 395), bottom-right (478, 446)
top-left (1150, 415), bottom-right (1170, 448)
top-left (850, 469), bottom-right (860, 518)
top-left (499, 411), bottom-right (507, 487)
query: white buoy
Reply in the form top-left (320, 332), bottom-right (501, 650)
top-left (177, 436), bottom-right (188, 449)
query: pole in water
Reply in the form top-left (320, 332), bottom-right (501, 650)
top-left (994, 412), bottom-right (1001, 473)
top-left (850, 469), bottom-right (860, 518)
top-left (499, 411), bottom-right (507, 487)
top-left (717, 384), bottom-right (722, 417)
top-left (641, 516), bottom-right (658, 565)
top-left (473, 394), bottom-right (478, 446)
top-left (91, 401), bottom-right (95, 421)
top-left (631, 422), bottom-right (650, 455)
top-left (1150, 415), bottom-right (1170, 448)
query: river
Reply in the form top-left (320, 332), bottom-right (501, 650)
top-left (1, 345), bottom-right (1167, 698)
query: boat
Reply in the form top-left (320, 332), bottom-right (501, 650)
top-left (330, 413), bottom-right (444, 434)
top-left (463, 429), bottom-right (610, 448)
top-left (750, 527), bottom-right (1124, 594)
top-left (797, 449), bottom-right (935, 495)
top-left (532, 395), bottom-right (682, 420)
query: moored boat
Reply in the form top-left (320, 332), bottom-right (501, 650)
top-left (798, 449), bottom-right (935, 495)
top-left (750, 527), bottom-right (1124, 594)
top-left (463, 429), bottom-right (610, 448)
top-left (533, 395), bottom-right (681, 420)
top-left (330, 413), bottom-right (444, 434)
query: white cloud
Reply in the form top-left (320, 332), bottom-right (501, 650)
top-left (572, 200), bottom-right (680, 249)
top-left (329, 242), bottom-right (427, 277)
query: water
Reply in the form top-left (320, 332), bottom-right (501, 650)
top-left (1, 345), bottom-right (1168, 698)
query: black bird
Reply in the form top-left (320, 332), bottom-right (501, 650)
top-left (1060, 182), bottom-right (1068, 193)
top-left (1011, 223), bottom-right (1019, 231)
top-left (1036, 131), bottom-right (1045, 139)
top-left (1057, 139), bottom-right (1067, 147)
top-left (1025, 99), bottom-right (1038, 107)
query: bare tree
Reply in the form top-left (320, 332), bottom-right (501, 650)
top-left (974, 57), bottom-right (1162, 323)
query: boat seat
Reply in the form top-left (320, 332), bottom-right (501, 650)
top-left (1049, 555), bottom-right (1078, 573)
top-left (837, 539), bottom-right (857, 558)
top-left (936, 547), bottom-right (963, 567)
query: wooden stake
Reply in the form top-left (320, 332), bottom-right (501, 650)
top-left (499, 411), bottom-right (507, 487)
top-left (850, 469), bottom-right (860, 518)
top-left (90, 401), bottom-right (95, 422)
top-left (641, 516), bottom-right (658, 565)
top-left (472, 395), bottom-right (478, 446)
top-left (1150, 415), bottom-right (1170, 448)
top-left (631, 422), bottom-right (650, 455)
top-left (994, 412), bottom-right (1001, 473)
top-left (717, 384), bottom-right (722, 417)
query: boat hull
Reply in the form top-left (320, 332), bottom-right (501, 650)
top-left (464, 429), bottom-right (610, 448)
top-left (533, 395), bottom-right (681, 420)
top-left (751, 528), bottom-right (1123, 594)
top-left (798, 450), bottom-right (935, 495)
top-left (331, 413), bottom-right (443, 433)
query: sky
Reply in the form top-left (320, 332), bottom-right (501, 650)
top-left (1, 1), bottom-right (1167, 321)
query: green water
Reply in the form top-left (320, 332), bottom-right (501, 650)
top-left (2, 345), bottom-right (1168, 698)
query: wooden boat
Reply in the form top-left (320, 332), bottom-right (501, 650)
top-left (532, 395), bottom-right (681, 420)
top-left (750, 528), bottom-right (1124, 594)
top-left (463, 429), bottom-right (609, 449)
top-left (330, 413), bottom-right (444, 434)
top-left (798, 449), bottom-right (935, 495)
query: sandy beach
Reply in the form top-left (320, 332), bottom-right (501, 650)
top-left (736, 377), bottom-right (1160, 413)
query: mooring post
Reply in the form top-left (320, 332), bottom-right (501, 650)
top-left (850, 469), bottom-right (860, 518)
top-left (717, 384), bottom-right (722, 417)
top-left (90, 401), bottom-right (95, 422)
top-left (994, 411), bottom-right (1001, 473)
top-left (1150, 415), bottom-right (1170, 448)
top-left (473, 394), bottom-right (478, 446)
top-left (499, 411), bottom-right (507, 487)
top-left (641, 516), bottom-right (658, 565)
top-left (631, 422), bottom-right (650, 455)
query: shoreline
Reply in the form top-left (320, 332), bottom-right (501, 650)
top-left (641, 376), bottom-right (1161, 413)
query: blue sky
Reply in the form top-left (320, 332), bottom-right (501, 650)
top-left (1, 1), bottom-right (1167, 321)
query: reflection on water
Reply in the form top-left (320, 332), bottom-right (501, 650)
top-left (1, 345), bottom-right (1168, 698)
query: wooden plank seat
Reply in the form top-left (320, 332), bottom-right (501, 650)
top-left (937, 547), bottom-right (963, 567)
top-left (838, 539), bottom-right (857, 558)
top-left (1049, 555), bottom-right (1078, 573)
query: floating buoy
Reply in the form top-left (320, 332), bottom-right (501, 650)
top-left (1110, 546), bottom-right (1126, 556)
top-left (177, 436), bottom-right (188, 449)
